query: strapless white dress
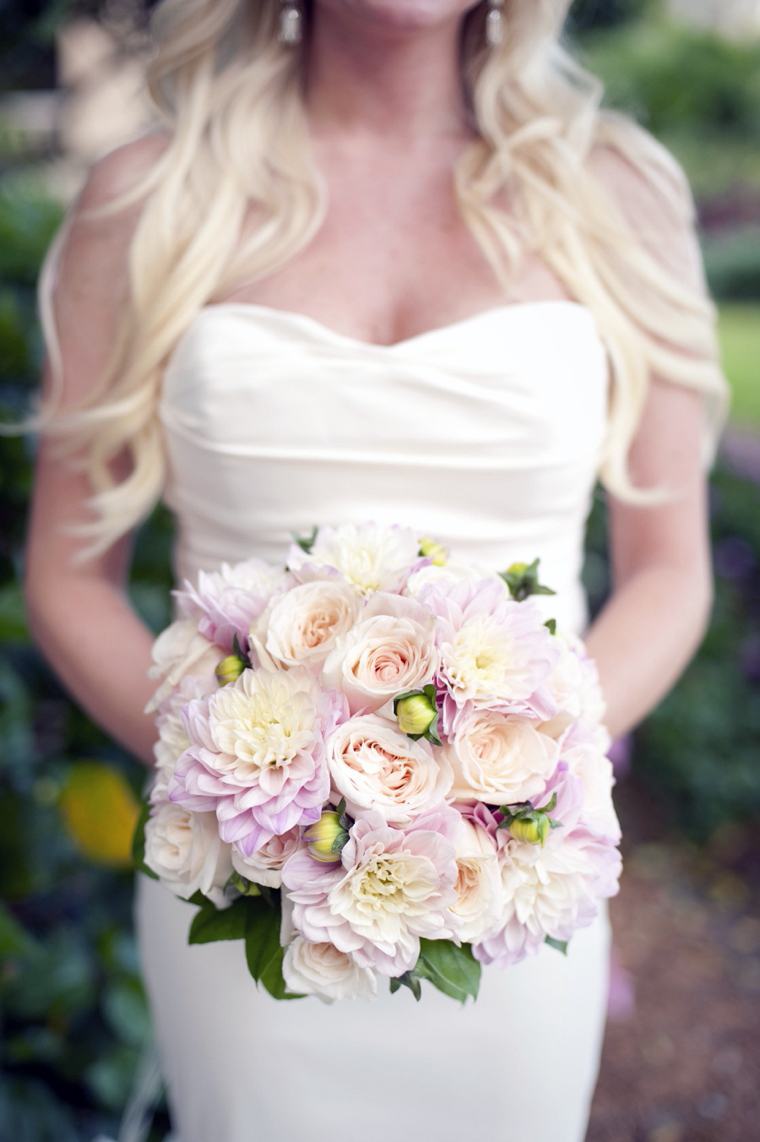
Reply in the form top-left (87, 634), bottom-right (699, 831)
top-left (133, 298), bottom-right (614, 1142)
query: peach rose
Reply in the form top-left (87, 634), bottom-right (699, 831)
top-left (446, 708), bottom-right (559, 805)
top-left (321, 592), bottom-right (438, 714)
top-left (231, 825), bottom-right (303, 888)
top-left (257, 579), bottom-right (361, 669)
top-left (144, 802), bottom-right (232, 908)
top-left (450, 817), bottom-right (505, 943)
top-left (326, 713), bottom-right (453, 823)
top-left (282, 936), bottom-right (379, 1003)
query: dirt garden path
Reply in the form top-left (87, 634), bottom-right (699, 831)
top-left (588, 777), bottom-right (759, 1141)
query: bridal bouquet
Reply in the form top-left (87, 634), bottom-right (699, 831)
top-left (135, 521), bottom-right (622, 1004)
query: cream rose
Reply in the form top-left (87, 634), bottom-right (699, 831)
top-left (326, 713), bottom-right (453, 823)
top-left (259, 579), bottom-right (361, 669)
top-left (321, 592), bottom-right (438, 714)
top-left (447, 708), bottom-right (559, 805)
top-left (144, 802), bottom-right (232, 907)
top-left (144, 618), bottom-right (220, 713)
top-left (450, 817), bottom-right (505, 943)
top-left (282, 936), bottom-right (379, 1003)
top-left (231, 825), bottom-right (302, 888)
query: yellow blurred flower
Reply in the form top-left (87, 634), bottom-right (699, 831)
top-left (58, 761), bottom-right (140, 868)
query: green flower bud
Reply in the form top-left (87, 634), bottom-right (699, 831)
top-left (499, 557), bottom-right (556, 602)
top-left (508, 815), bottom-right (551, 845)
top-left (392, 683), bottom-right (441, 743)
top-left (303, 810), bottom-right (349, 863)
top-left (395, 691), bottom-right (438, 737)
top-left (227, 871), bottom-right (262, 897)
top-left (418, 535), bottom-right (448, 566)
top-left (215, 652), bottom-right (246, 686)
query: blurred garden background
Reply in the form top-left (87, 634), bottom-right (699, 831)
top-left (0, 1), bottom-right (758, 1139)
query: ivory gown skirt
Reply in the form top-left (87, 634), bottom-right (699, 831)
top-left (135, 874), bottom-right (611, 1142)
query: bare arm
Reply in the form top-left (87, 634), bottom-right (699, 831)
top-left (23, 135), bottom-right (169, 769)
top-left (584, 379), bottom-right (713, 741)
top-left (582, 145), bottom-right (723, 741)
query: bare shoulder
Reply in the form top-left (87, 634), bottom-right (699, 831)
top-left (55, 129), bottom-right (172, 303)
top-left (76, 129), bottom-right (172, 214)
top-left (44, 130), bottom-right (172, 403)
top-left (585, 127), bottom-right (707, 289)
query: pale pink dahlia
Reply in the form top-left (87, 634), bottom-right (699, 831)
top-left (174, 557), bottom-right (292, 652)
top-left (280, 805), bottom-right (461, 976)
top-left (472, 823), bottom-right (622, 968)
top-left (415, 577), bottom-right (560, 732)
top-left (285, 521), bottom-right (424, 596)
top-left (168, 666), bottom-right (348, 855)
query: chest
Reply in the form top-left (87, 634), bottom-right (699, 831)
top-left (215, 141), bottom-right (572, 347)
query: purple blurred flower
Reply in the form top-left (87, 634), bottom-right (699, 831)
top-left (714, 536), bottom-right (756, 582)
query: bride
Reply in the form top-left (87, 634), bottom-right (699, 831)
top-left (20, 1), bottom-right (728, 1140)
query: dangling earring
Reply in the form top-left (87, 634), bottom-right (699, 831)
top-left (485, 0), bottom-right (505, 47)
top-left (278, 0), bottom-right (303, 45)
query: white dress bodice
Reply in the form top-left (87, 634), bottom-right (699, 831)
top-left (157, 299), bottom-right (610, 635)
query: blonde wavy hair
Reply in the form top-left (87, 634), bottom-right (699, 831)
top-left (14, 0), bottom-right (731, 563)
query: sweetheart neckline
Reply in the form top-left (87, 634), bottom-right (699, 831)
top-left (190, 297), bottom-right (599, 355)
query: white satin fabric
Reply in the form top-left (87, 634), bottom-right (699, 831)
top-left (134, 299), bottom-right (613, 1142)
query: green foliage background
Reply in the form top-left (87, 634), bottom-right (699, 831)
top-left (1, 1), bottom-right (759, 1138)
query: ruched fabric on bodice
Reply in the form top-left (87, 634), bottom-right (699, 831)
top-left (157, 299), bottom-right (610, 635)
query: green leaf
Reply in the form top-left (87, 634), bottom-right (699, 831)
top-left (414, 939), bottom-right (481, 1004)
top-left (257, 883), bottom-right (277, 909)
top-left (290, 525), bottom-right (318, 554)
top-left (0, 582), bottom-right (28, 641)
top-left (426, 713), bottom-right (442, 747)
top-left (389, 970), bottom-right (422, 1001)
top-left (131, 799), bottom-right (158, 880)
top-left (0, 900), bottom-right (40, 958)
top-left (544, 935), bottom-right (569, 956)
top-left (188, 896), bottom-right (250, 944)
top-left (231, 632), bottom-right (252, 668)
top-left (183, 890), bottom-right (208, 906)
top-left (102, 978), bottom-right (151, 1047)
top-left (245, 900), bottom-right (305, 1000)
